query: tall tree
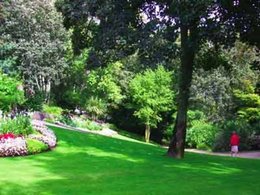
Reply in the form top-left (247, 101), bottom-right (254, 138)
top-left (1, 0), bottom-right (68, 102)
top-left (160, 0), bottom-right (259, 158)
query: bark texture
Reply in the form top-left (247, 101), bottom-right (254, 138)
top-left (167, 25), bottom-right (196, 158)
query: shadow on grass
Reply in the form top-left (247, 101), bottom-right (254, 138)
top-left (1, 126), bottom-right (260, 195)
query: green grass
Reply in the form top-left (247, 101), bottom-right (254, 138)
top-left (1, 126), bottom-right (260, 195)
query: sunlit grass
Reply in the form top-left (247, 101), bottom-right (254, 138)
top-left (0, 126), bottom-right (260, 195)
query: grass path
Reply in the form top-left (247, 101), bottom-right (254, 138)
top-left (1, 126), bottom-right (260, 195)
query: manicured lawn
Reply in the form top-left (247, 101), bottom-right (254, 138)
top-left (1, 126), bottom-right (260, 195)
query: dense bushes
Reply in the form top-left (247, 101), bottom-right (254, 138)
top-left (58, 113), bottom-right (77, 127)
top-left (186, 121), bottom-right (218, 151)
top-left (186, 118), bottom-right (260, 152)
top-left (43, 105), bottom-right (63, 117)
top-left (213, 120), bottom-right (259, 151)
top-left (0, 72), bottom-right (24, 112)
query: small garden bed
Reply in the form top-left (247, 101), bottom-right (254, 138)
top-left (0, 116), bottom-right (57, 157)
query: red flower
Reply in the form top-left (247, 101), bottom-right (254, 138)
top-left (0, 133), bottom-right (16, 140)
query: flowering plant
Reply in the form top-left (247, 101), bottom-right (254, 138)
top-left (0, 119), bottom-right (57, 157)
top-left (0, 133), bottom-right (16, 141)
top-left (0, 137), bottom-right (27, 156)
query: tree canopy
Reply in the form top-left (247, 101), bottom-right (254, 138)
top-left (1, 0), bottom-right (68, 101)
top-left (55, 0), bottom-right (259, 158)
top-left (129, 66), bottom-right (174, 142)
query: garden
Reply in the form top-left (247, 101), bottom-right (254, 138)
top-left (0, 1), bottom-right (259, 194)
top-left (1, 0), bottom-right (259, 155)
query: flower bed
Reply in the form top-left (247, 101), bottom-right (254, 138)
top-left (0, 119), bottom-right (57, 157)
top-left (0, 136), bottom-right (27, 157)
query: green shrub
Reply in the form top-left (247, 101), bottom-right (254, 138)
top-left (0, 116), bottom-right (33, 135)
top-left (43, 105), bottom-right (63, 117)
top-left (44, 117), bottom-right (56, 123)
top-left (107, 123), bottom-right (119, 131)
top-left (162, 123), bottom-right (174, 145)
top-left (86, 121), bottom-right (103, 131)
top-left (73, 117), bottom-right (88, 128)
top-left (26, 138), bottom-right (48, 154)
top-left (0, 72), bottom-right (25, 112)
top-left (58, 112), bottom-right (76, 127)
top-left (73, 117), bottom-right (103, 131)
top-left (187, 110), bottom-right (206, 128)
top-left (23, 92), bottom-right (45, 111)
top-left (85, 96), bottom-right (107, 120)
top-left (186, 120), bottom-right (219, 151)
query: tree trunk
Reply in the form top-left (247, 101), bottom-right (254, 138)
top-left (45, 78), bottom-right (51, 103)
top-left (167, 25), bottom-right (196, 158)
top-left (145, 124), bottom-right (151, 143)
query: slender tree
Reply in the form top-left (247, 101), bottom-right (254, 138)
top-left (129, 66), bottom-right (174, 142)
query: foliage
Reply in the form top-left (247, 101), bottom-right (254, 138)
top-left (187, 110), bottom-right (206, 127)
top-left (218, 0), bottom-right (260, 46)
top-left (191, 41), bottom-right (259, 124)
top-left (162, 123), bottom-right (174, 145)
top-left (86, 62), bottom-right (124, 104)
top-left (26, 138), bottom-right (48, 154)
top-left (84, 97), bottom-right (107, 120)
top-left (0, 41), bottom-right (17, 75)
top-left (0, 116), bottom-right (33, 136)
top-left (55, 0), bottom-right (259, 158)
top-left (43, 105), bottom-right (63, 118)
top-left (56, 0), bottom-right (140, 65)
top-left (0, 72), bottom-right (25, 112)
top-left (73, 117), bottom-right (103, 131)
top-left (190, 66), bottom-right (233, 122)
top-left (1, 0), bottom-right (68, 101)
top-left (186, 120), bottom-right (219, 151)
top-left (58, 113), bottom-right (76, 127)
top-left (53, 48), bottom-right (89, 108)
top-left (23, 92), bottom-right (45, 111)
top-left (233, 89), bottom-right (260, 123)
top-left (194, 43), bottom-right (230, 71)
top-left (85, 121), bottom-right (103, 131)
top-left (213, 120), bottom-right (259, 152)
top-left (83, 61), bottom-right (125, 119)
top-left (129, 66), bottom-right (174, 142)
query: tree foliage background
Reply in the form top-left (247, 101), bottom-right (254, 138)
top-left (0, 0), bottom-right (68, 103)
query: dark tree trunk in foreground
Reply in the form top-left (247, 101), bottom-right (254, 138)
top-left (167, 25), bottom-right (196, 158)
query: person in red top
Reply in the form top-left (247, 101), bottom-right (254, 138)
top-left (230, 131), bottom-right (240, 157)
